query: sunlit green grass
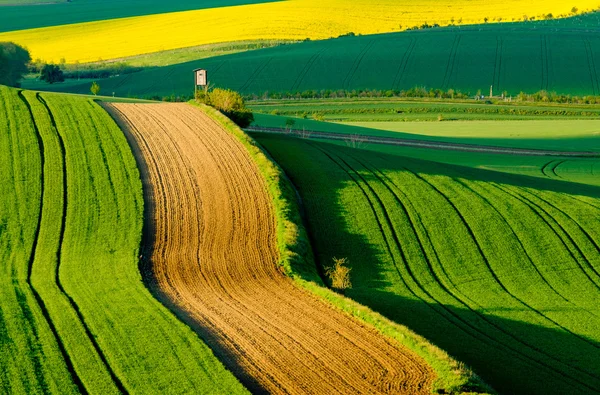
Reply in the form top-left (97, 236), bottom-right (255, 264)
top-left (256, 134), bottom-right (600, 395)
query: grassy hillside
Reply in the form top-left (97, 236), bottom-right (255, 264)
top-left (0, 85), bottom-right (247, 394)
top-left (255, 134), bottom-right (600, 394)
top-left (1, 0), bottom-right (597, 63)
top-left (0, 0), bottom-right (274, 33)
top-left (30, 12), bottom-right (600, 98)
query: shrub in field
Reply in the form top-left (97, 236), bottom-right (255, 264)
top-left (197, 87), bottom-right (254, 128)
top-left (40, 64), bottom-right (64, 84)
top-left (325, 257), bottom-right (351, 291)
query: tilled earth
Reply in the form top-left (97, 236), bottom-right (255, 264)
top-left (104, 102), bottom-right (435, 395)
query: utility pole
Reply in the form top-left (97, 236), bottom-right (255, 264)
top-left (490, 85), bottom-right (493, 98)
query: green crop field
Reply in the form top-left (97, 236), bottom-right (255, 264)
top-left (249, 98), bottom-right (600, 122)
top-left (0, 0), bottom-right (275, 33)
top-left (255, 133), bottom-right (600, 395)
top-left (0, 85), bottom-right (247, 394)
top-left (251, 112), bottom-right (600, 186)
top-left (28, 13), bottom-right (600, 99)
top-left (252, 113), bottom-right (600, 153)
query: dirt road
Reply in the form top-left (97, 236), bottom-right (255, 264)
top-left (104, 103), bottom-right (435, 394)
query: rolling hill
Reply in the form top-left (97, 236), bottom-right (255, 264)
top-left (28, 13), bottom-right (600, 98)
top-left (1, 0), bottom-right (597, 63)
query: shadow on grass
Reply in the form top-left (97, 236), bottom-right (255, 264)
top-left (256, 134), bottom-right (600, 395)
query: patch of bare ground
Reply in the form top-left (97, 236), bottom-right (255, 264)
top-left (104, 102), bottom-right (436, 395)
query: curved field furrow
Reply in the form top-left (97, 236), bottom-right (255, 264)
top-left (317, 144), bottom-right (600, 387)
top-left (104, 102), bottom-right (435, 395)
top-left (255, 135), bottom-right (600, 394)
top-left (302, 143), bottom-right (599, 391)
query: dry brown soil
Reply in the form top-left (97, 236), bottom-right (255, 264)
top-left (104, 102), bottom-right (436, 395)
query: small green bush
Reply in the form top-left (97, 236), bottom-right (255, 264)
top-left (196, 87), bottom-right (254, 128)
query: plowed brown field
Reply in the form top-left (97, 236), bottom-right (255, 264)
top-left (104, 102), bottom-right (435, 395)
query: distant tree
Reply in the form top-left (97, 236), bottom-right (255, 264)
top-left (40, 64), bottom-right (64, 84)
top-left (571, 7), bottom-right (579, 14)
top-left (0, 42), bottom-right (31, 87)
top-left (90, 81), bottom-right (100, 96)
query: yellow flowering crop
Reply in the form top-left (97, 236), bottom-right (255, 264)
top-left (1, 0), bottom-right (597, 63)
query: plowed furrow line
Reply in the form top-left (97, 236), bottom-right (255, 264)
top-left (105, 103), bottom-right (435, 395)
top-left (168, 106), bottom-right (429, 391)
top-left (141, 106), bottom-right (393, 389)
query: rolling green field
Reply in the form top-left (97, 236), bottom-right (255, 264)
top-left (255, 134), bottom-right (600, 395)
top-left (0, 0), bottom-right (276, 33)
top-left (29, 13), bottom-right (600, 98)
top-left (0, 85), bottom-right (247, 394)
top-left (252, 112), bottom-right (600, 186)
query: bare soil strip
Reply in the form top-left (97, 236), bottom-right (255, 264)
top-left (245, 126), bottom-right (600, 157)
top-left (104, 103), bottom-right (435, 395)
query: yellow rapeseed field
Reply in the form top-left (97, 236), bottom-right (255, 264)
top-left (1, 0), bottom-right (597, 63)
